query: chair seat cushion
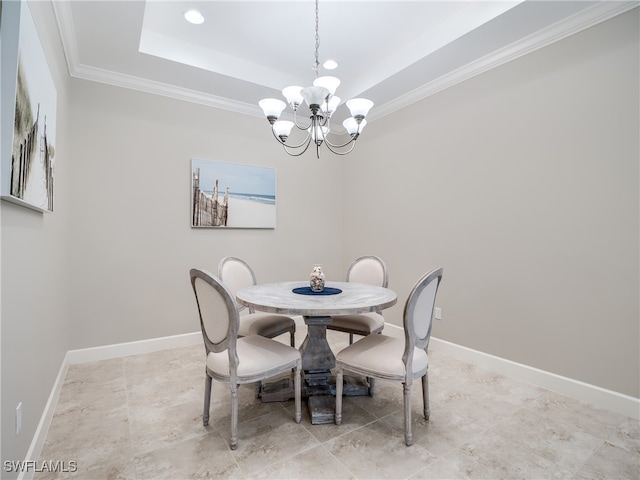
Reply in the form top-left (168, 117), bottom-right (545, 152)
top-left (238, 312), bottom-right (295, 338)
top-left (328, 313), bottom-right (384, 335)
top-left (336, 334), bottom-right (427, 379)
top-left (207, 335), bottom-right (300, 379)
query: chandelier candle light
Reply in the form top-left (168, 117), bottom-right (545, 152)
top-left (258, 0), bottom-right (373, 158)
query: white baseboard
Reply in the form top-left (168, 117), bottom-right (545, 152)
top-left (338, 322), bottom-right (637, 419)
top-left (66, 331), bottom-right (202, 364)
top-left (427, 336), bottom-right (639, 419)
top-left (23, 322), bottom-right (639, 478)
top-left (381, 323), bottom-right (640, 420)
top-left (18, 357), bottom-right (69, 480)
top-left (19, 331), bottom-right (202, 479)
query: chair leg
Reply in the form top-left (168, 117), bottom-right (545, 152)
top-left (230, 383), bottom-right (239, 450)
top-left (290, 328), bottom-right (296, 347)
top-left (403, 382), bottom-right (413, 446)
top-left (348, 333), bottom-right (354, 345)
top-left (366, 331), bottom-right (382, 396)
top-left (294, 364), bottom-right (302, 423)
top-left (203, 374), bottom-right (212, 426)
top-left (368, 377), bottom-right (376, 396)
top-left (422, 373), bottom-right (430, 421)
top-left (335, 367), bottom-right (344, 425)
top-left (254, 381), bottom-right (261, 399)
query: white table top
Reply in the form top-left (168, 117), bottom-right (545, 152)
top-left (236, 281), bottom-right (397, 317)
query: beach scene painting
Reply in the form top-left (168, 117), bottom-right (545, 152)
top-left (191, 158), bottom-right (276, 228)
top-left (1, 1), bottom-right (57, 212)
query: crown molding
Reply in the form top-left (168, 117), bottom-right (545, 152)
top-left (51, 0), bottom-right (264, 117)
top-left (370, 1), bottom-right (639, 122)
top-left (51, 0), bottom-right (79, 78)
top-left (71, 63), bottom-right (262, 118)
top-left (52, 1), bottom-right (638, 123)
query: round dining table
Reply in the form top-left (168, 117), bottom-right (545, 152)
top-left (236, 280), bottom-right (397, 424)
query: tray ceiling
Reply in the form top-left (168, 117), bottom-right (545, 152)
top-left (52, 1), bottom-right (637, 123)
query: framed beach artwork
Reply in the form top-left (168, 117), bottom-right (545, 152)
top-left (0, 1), bottom-right (57, 213)
top-left (191, 158), bottom-right (276, 229)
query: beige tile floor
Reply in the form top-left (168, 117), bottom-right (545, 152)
top-left (36, 328), bottom-right (639, 480)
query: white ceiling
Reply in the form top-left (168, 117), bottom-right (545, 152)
top-left (52, 1), bottom-right (637, 125)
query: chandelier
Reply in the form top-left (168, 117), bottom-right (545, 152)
top-left (258, 0), bottom-right (373, 158)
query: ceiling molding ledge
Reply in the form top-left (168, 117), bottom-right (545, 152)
top-left (51, 0), bottom-right (80, 78)
top-left (52, 0), bottom-right (263, 116)
top-left (370, 1), bottom-right (639, 122)
top-left (52, 0), bottom-right (637, 123)
top-left (71, 64), bottom-right (262, 117)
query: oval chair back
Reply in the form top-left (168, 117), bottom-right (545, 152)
top-left (217, 256), bottom-right (297, 347)
top-left (189, 267), bottom-right (302, 450)
top-left (328, 255), bottom-right (390, 348)
top-left (402, 267), bottom-right (443, 378)
top-left (346, 255), bottom-right (389, 288)
top-left (190, 268), bottom-right (239, 372)
top-left (218, 256), bottom-right (257, 313)
top-left (335, 266), bottom-right (443, 446)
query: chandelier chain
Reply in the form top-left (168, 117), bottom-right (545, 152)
top-left (314, 0), bottom-right (320, 77)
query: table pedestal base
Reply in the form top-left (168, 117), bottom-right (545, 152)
top-left (305, 375), bottom-right (371, 424)
top-left (260, 376), bottom-right (296, 403)
top-left (308, 395), bottom-right (335, 424)
top-left (341, 375), bottom-right (371, 396)
top-left (258, 375), bottom-right (371, 402)
top-left (258, 315), bottom-right (373, 424)
top-left (299, 316), bottom-right (336, 424)
top-left (299, 316), bottom-right (335, 372)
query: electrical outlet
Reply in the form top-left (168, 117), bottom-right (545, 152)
top-left (16, 402), bottom-right (22, 435)
top-left (434, 307), bottom-right (442, 320)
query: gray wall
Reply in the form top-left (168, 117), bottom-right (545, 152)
top-left (67, 80), bottom-right (344, 349)
top-left (0, 3), bottom-right (637, 471)
top-left (1, 1), bottom-right (71, 474)
top-left (343, 10), bottom-right (639, 397)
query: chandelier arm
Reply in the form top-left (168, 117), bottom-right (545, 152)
top-left (315, 123), bottom-right (358, 155)
top-left (270, 127), bottom-right (313, 150)
top-left (323, 133), bottom-right (357, 149)
top-left (293, 118), bottom-right (312, 131)
top-left (292, 110), bottom-right (312, 131)
top-left (282, 136), bottom-right (314, 157)
top-left (318, 115), bottom-right (330, 128)
top-left (322, 138), bottom-right (358, 156)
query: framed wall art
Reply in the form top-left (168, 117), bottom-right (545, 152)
top-left (191, 158), bottom-right (276, 229)
top-left (1, 1), bottom-right (57, 212)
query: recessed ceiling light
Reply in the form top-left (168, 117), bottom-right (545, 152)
top-left (323, 59), bottom-right (338, 70)
top-left (183, 9), bottom-right (204, 25)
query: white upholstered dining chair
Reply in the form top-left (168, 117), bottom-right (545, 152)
top-left (327, 255), bottom-right (389, 344)
top-left (335, 267), bottom-right (443, 446)
top-left (189, 268), bottom-right (302, 450)
top-left (218, 256), bottom-right (296, 346)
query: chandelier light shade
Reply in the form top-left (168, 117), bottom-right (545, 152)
top-left (258, 99), bottom-right (286, 123)
top-left (313, 76), bottom-right (340, 95)
top-left (258, 0), bottom-right (373, 157)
